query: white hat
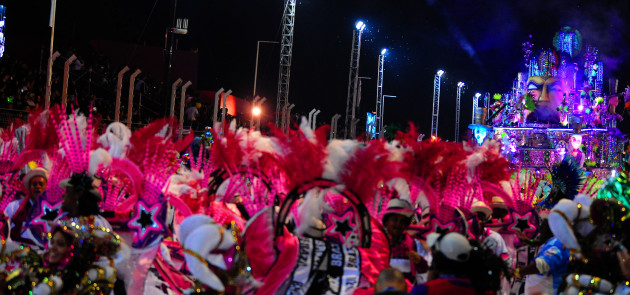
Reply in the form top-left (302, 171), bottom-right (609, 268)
top-left (383, 198), bottom-right (414, 219)
top-left (22, 167), bottom-right (49, 189)
top-left (470, 200), bottom-right (492, 218)
top-left (427, 232), bottom-right (472, 262)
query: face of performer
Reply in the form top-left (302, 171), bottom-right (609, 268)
top-left (28, 176), bottom-right (47, 201)
top-left (48, 231), bottom-right (70, 264)
top-left (61, 187), bottom-right (80, 217)
top-left (384, 214), bottom-right (409, 242)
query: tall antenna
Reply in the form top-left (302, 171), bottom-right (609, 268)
top-left (275, 0), bottom-right (297, 126)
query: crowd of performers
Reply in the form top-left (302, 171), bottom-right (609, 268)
top-left (0, 106), bottom-right (628, 295)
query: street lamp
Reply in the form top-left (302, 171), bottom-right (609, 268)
top-left (431, 69), bottom-right (445, 138)
top-left (355, 20), bottom-right (366, 31)
top-left (344, 20), bottom-right (367, 139)
top-left (253, 40), bottom-right (280, 98)
top-left (455, 82), bottom-right (465, 142)
top-left (375, 49), bottom-right (387, 138)
top-left (253, 106), bottom-right (261, 117)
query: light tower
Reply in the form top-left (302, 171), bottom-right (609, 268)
top-left (275, 0), bottom-right (297, 126)
top-left (344, 20), bottom-right (366, 139)
top-left (455, 82), bottom-right (465, 142)
top-left (375, 48), bottom-right (387, 138)
top-left (472, 92), bottom-right (481, 124)
top-left (430, 70), bottom-right (444, 139)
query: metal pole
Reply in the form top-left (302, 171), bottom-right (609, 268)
top-left (281, 104), bottom-right (289, 131)
top-left (221, 90), bottom-right (232, 122)
top-left (312, 110), bottom-right (321, 130)
top-left (115, 66), bottom-right (130, 122)
top-left (45, 0), bottom-right (57, 110)
top-left (213, 87), bottom-right (224, 125)
top-left (256, 97), bottom-right (267, 129)
top-left (170, 78), bottom-right (183, 117)
top-left (127, 69), bottom-right (142, 128)
top-left (375, 53), bottom-right (385, 138)
top-left (179, 81), bottom-right (192, 138)
top-left (455, 82), bottom-right (464, 142)
top-left (62, 55), bottom-right (77, 110)
top-left (251, 96), bottom-right (261, 128)
top-left (431, 71), bottom-right (444, 138)
top-left (308, 109), bottom-right (317, 127)
top-left (163, 0), bottom-right (178, 116)
top-left (253, 41), bottom-right (279, 98)
top-left (287, 104), bottom-right (295, 130)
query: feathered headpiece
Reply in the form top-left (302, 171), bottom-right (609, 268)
top-left (538, 158), bottom-right (585, 209)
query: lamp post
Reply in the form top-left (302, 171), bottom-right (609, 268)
top-left (430, 70), bottom-right (444, 138)
top-left (344, 20), bottom-right (366, 139)
top-left (455, 82), bottom-right (465, 142)
top-left (375, 48), bottom-right (387, 138)
top-left (253, 41), bottom-right (280, 98)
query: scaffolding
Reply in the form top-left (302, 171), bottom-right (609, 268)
top-left (275, 0), bottom-right (296, 126)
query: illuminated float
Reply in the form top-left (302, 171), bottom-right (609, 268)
top-left (470, 27), bottom-right (626, 178)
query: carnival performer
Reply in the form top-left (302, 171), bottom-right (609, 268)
top-left (410, 232), bottom-right (476, 295)
top-left (512, 225), bottom-right (570, 295)
top-left (383, 198), bottom-right (429, 285)
top-left (471, 200), bottom-right (510, 265)
top-left (57, 172), bottom-right (112, 230)
top-left (6, 166), bottom-right (49, 246)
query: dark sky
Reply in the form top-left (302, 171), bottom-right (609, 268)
top-left (5, 0), bottom-right (630, 140)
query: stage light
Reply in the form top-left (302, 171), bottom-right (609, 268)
top-left (381, 48), bottom-right (387, 55)
top-left (475, 93), bottom-right (482, 98)
top-left (252, 106), bottom-right (261, 116)
top-left (437, 70), bottom-right (444, 77)
top-left (355, 21), bottom-right (366, 31)
top-left (457, 82), bottom-right (465, 88)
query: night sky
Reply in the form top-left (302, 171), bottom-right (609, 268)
top-left (5, 0), bottom-right (630, 139)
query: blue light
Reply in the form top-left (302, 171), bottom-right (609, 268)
top-left (355, 21), bottom-right (366, 31)
top-left (471, 125), bottom-right (488, 146)
top-left (437, 70), bottom-right (444, 77)
top-left (381, 48), bottom-right (387, 55)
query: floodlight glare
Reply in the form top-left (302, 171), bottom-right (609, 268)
top-left (252, 106), bottom-right (262, 116)
top-left (458, 82), bottom-right (465, 87)
top-left (437, 70), bottom-right (444, 77)
top-left (355, 21), bottom-right (366, 31)
top-left (381, 48), bottom-right (387, 55)
top-left (475, 93), bottom-right (482, 98)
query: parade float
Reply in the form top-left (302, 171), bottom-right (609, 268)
top-left (469, 27), bottom-right (627, 178)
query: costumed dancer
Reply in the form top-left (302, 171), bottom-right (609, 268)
top-left (410, 232), bottom-right (476, 295)
top-left (382, 198), bottom-right (429, 285)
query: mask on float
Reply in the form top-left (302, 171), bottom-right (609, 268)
top-left (526, 76), bottom-right (566, 123)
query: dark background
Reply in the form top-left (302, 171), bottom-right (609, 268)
top-left (3, 0), bottom-right (630, 139)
